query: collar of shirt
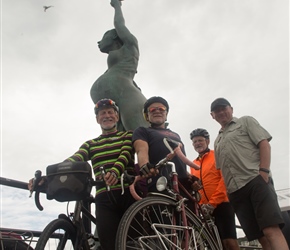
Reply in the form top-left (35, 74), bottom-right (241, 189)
top-left (218, 117), bottom-right (238, 133)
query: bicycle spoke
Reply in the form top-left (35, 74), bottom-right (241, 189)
top-left (116, 196), bottom-right (219, 250)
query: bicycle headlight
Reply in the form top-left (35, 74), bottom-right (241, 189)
top-left (156, 176), bottom-right (167, 192)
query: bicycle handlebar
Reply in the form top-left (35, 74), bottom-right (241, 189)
top-left (127, 137), bottom-right (200, 201)
top-left (35, 189), bottom-right (44, 211)
top-left (31, 137), bottom-right (198, 208)
top-left (163, 137), bottom-right (200, 170)
top-left (30, 171), bottom-right (106, 211)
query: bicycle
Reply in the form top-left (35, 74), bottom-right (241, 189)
top-left (30, 161), bottom-right (103, 250)
top-left (116, 137), bottom-right (222, 250)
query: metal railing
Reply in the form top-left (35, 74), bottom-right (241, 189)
top-left (0, 176), bottom-right (44, 249)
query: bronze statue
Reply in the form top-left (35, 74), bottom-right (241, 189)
top-left (90, 0), bottom-right (149, 131)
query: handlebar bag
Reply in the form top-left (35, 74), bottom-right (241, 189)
top-left (46, 161), bottom-right (93, 202)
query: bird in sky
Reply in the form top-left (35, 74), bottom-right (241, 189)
top-left (43, 6), bottom-right (54, 12)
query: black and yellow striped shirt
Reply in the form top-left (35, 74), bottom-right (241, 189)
top-left (66, 130), bottom-right (135, 195)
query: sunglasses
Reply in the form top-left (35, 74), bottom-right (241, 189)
top-left (148, 106), bottom-right (167, 113)
top-left (95, 99), bottom-right (115, 108)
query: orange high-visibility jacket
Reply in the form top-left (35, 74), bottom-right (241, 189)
top-left (191, 150), bottom-right (228, 208)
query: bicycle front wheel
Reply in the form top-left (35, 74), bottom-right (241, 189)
top-left (116, 195), bottom-right (219, 250)
top-left (35, 218), bottom-right (77, 250)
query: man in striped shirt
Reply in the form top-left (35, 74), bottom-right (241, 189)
top-left (66, 98), bottom-right (136, 250)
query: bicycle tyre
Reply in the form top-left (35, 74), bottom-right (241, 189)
top-left (116, 195), bottom-right (219, 250)
top-left (35, 218), bottom-right (77, 250)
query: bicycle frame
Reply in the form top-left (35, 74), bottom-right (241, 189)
top-left (73, 197), bottom-right (97, 235)
top-left (69, 198), bottom-right (97, 248)
top-left (126, 142), bottom-right (223, 249)
top-left (156, 161), bottom-right (222, 250)
top-left (163, 162), bottom-right (191, 249)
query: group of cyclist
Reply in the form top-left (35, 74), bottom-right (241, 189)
top-left (29, 95), bottom-right (288, 250)
top-left (63, 94), bottom-right (288, 250)
top-left (82, 96), bottom-right (286, 250)
top-left (64, 95), bottom-right (241, 250)
top-left (28, 96), bottom-right (233, 249)
top-left (64, 96), bottom-right (214, 250)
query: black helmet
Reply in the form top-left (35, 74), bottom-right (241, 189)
top-left (190, 128), bottom-right (210, 140)
top-left (94, 98), bottom-right (119, 115)
top-left (143, 96), bottom-right (169, 114)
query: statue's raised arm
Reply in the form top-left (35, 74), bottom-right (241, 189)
top-left (110, 0), bottom-right (138, 48)
top-left (90, 0), bottom-right (148, 131)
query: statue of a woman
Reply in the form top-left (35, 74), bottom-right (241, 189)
top-left (90, 0), bottom-right (149, 131)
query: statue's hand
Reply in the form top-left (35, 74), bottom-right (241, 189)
top-left (110, 0), bottom-right (122, 8)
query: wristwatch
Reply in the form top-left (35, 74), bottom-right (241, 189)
top-left (259, 168), bottom-right (270, 174)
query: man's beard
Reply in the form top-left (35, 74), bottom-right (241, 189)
top-left (102, 124), bottom-right (117, 131)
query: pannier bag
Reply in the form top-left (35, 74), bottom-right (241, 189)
top-left (46, 161), bottom-right (93, 202)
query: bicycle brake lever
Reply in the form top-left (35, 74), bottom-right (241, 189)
top-left (155, 157), bottom-right (168, 168)
top-left (29, 170), bottom-right (42, 197)
top-left (100, 166), bottom-right (110, 192)
top-left (120, 172), bottom-right (135, 195)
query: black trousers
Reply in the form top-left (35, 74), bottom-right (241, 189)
top-left (95, 188), bottom-right (135, 250)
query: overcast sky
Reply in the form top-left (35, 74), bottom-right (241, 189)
top-left (1, 0), bottom-right (289, 239)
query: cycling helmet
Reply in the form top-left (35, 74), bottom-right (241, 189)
top-left (94, 98), bottom-right (119, 115)
top-left (190, 128), bottom-right (210, 140)
top-left (143, 96), bottom-right (169, 114)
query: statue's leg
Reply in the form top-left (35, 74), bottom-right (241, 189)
top-left (117, 119), bottom-right (125, 132)
top-left (118, 92), bottom-right (149, 131)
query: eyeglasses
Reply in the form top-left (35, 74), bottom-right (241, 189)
top-left (148, 106), bottom-right (167, 113)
